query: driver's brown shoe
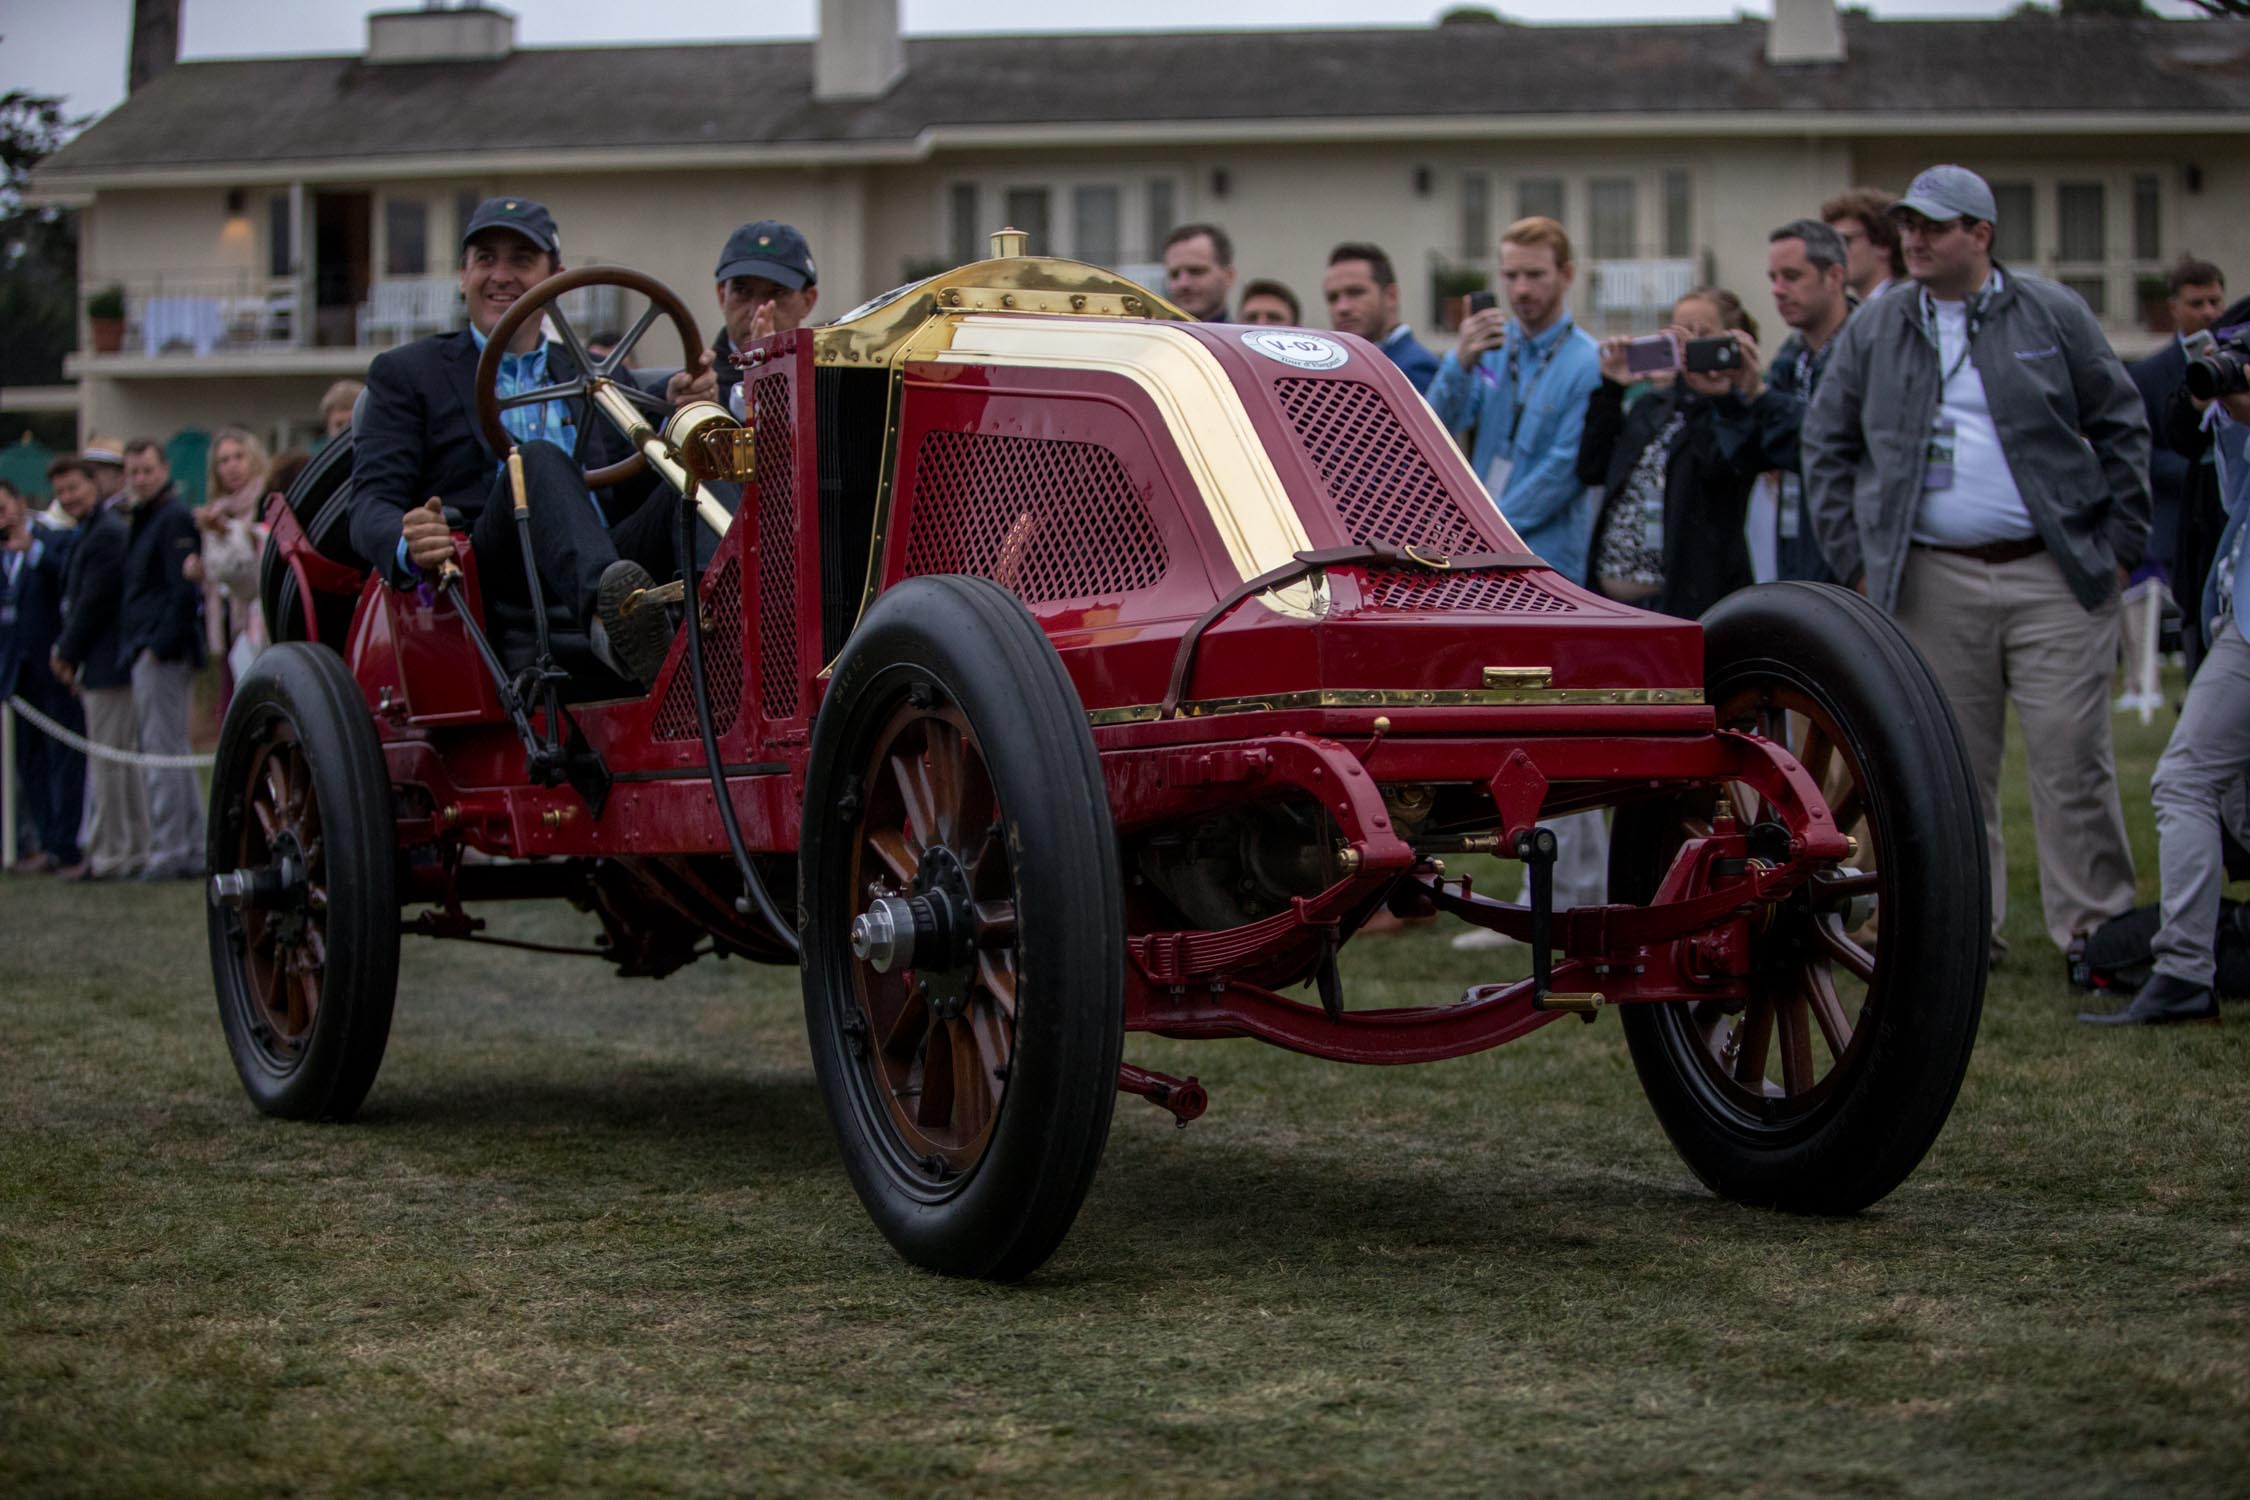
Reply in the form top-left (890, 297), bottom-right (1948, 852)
top-left (595, 560), bottom-right (676, 689)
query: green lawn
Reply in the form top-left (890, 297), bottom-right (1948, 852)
top-left (3, 699), bottom-right (2245, 1498)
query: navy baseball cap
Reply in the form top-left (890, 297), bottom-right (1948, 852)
top-left (460, 196), bottom-right (562, 257)
top-left (1890, 166), bottom-right (1999, 226)
top-left (715, 221), bottom-right (816, 289)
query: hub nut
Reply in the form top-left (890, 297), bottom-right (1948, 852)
top-left (850, 895), bottom-right (920, 973)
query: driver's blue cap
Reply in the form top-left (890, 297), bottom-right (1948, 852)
top-left (716, 221), bottom-right (816, 289)
top-left (460, 196), bottom-right (561, 257)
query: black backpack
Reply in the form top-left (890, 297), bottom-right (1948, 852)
top-left (2068, 899), bottom-right (2250, 996)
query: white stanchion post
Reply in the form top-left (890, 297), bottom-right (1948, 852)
top-left (2, 701), bottom-right (16, 869)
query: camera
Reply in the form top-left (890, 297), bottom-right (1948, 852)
top-left (1682, 336), bottom-right (1743, 374)
top-left (2185, 334), bottom-right (2250, 401)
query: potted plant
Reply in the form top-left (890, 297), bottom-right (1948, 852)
top-left (1431, 264), bottom-right (1490, 333)
top-left (86, 284), bottom-right (126, 354)
top-left (2137, 273), bottom-right (2173, 335)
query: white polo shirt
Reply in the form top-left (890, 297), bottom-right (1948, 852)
top-left (1909, 271), bottom-right (2036, 548)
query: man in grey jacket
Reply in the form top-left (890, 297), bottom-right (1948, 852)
top-left (1802, 164), bottom-right (2151, 959)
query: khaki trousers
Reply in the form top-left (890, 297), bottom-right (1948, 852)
top-left (80, 684), bottom-right (149, 879)
top-left (1893, 546), bottom-right (2137, 948)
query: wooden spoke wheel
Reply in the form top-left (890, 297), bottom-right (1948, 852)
top-left (207, 644), bottom-right (399, 1120)
top-left (1610, 583), bottom-right (1987, 1214)
top-left (802, 576), bottom-right (1123, 1280)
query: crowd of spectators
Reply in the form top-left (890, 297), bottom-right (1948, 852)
top-left (3, 386), bottom-right (345, 881)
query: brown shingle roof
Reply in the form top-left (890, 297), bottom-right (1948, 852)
top-left (40, 16), bottom-right (2250, 176)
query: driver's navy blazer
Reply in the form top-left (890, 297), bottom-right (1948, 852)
top-left (349, 327), bottom-right (646, 586)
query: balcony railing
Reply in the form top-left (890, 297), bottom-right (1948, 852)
top-left (91, 274), bottom-right (629, 359)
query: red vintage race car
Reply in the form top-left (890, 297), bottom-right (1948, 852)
top-left (219, 239), bottom-right (1986, 1280)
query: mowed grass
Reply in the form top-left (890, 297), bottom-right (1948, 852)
top-left (4, 699), bottom-right (2247, 1499)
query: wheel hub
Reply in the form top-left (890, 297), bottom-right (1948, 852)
top-left (848, 844), bottom-right (979, 1015)
top-left (211, 828), bottom-right (309, 915)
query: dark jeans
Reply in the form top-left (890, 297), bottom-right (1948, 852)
top-left (12, 677), bottom-right (84, 865)
top-left (468, 440), bottom-right (682, 625)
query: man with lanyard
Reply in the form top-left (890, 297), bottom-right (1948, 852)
top-left (1425, 216), bottom-right (1603, 583)
top-left (1716, 218), bottom-right (1856, 582)
top-left (1803, 164), bottom-right (2150, 964)
top-left (349, 197), bottom-right (715, 689)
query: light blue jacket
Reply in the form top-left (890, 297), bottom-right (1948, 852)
top-left (1425, 314), bottom-right (1603, 581)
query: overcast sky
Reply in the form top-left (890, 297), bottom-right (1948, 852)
top-left (0, 0), bottom-right (2214, 127)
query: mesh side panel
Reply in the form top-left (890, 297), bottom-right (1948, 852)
top-left (1360, 566), bottom-right (1579, 614)
top-left (753, 371), bottom-right (799, 720)
top-left (1274, 377), bottom-right (1491, 555)
top-left (901, 430), bottom-right (1169, 604)
top-left (650, 557), bottom-right (744, 741)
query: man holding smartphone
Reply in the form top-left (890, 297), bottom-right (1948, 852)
top-left (1425, 216), bottom-right (1603, 583)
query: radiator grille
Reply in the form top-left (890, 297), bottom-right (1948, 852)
top-left (1360, 566), bottom-right (1578, 615)
top-left (752, 371), bottom-right (799, 720)
top-left (1274, 377), bottom-right (1492, 555)
top-left (651, 557), bottom-right (744, 741)
top-left (902, 430), bottom-right (1169, 604)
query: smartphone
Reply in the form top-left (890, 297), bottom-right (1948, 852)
top-left (1465, 290), bottom-right (1498, 316)
top-left (1624, 334), bottom-right (1679, 377)
top-left (1683, 335), bottom-right (1744, 374)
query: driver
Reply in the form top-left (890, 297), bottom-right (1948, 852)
top-left (347, 196), bottom-right (712, 688)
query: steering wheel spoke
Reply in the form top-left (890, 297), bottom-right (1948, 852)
top-left (598, 302), bottom-right (666, 379)
top-left (495, 377), bottom-right (586, 412)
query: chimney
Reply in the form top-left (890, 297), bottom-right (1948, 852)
top-left (367, 3), bottom-right (517, 65)
top-left (815, 0), bottom-right (906, 102)
top-left (1767, 0), bottom-right (1846, 68)
top-left (128, 0), bottom-right (181, 94)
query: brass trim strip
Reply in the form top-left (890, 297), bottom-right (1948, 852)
top-left (1481, 666), bottom-right (1553, 690)
top-left (1085, 685), bottom-right (1704, 726)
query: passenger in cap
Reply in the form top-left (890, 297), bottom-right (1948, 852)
top-left (346, 195), bottom-right (714, 690)
top-left (710, 221), bottom-right (818, 414)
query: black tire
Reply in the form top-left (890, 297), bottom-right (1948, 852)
top-left (1610, 582), bottom-right (1987, 1214)
top-left (259, 444), bottom-right (363, 648)
top-left (207, 642), bottom-right (400, 1120)
top-left (801, 575), bottom-right (1124, 1280)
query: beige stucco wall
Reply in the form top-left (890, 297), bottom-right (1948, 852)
top-left (81, 373), bottom-right (354, 455)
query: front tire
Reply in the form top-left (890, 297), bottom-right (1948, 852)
top-left (207, 643), bottom-right (400, 1120)
top-left (1611, 583), bottom-right (1987, 1214)
top-left (801, 576), bottom-right (1124, 1280)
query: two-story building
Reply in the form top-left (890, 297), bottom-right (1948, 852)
top-left (29, 0), bottom-right (2250, 451)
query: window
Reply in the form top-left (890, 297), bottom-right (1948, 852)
top-left (2060, 276), bottom-right (2108, 317)
top-left (1073, 185), bottom-right (1121, 268)
top-left (1661, 171), bottom-right (1693, 259)
top-left (1146, 179), bottom-right (1177, 260)
top-left (1003, 188), bottom-right (1051, 255)
top-left (1461, 173), bottom-right (1490, 260)
top-left (453, 189), bottom-right (481, 266)
top-left (1517, 177), bottom-right (1564, 227)
top-left (2133, 174), bottom-right (2161, 263)
top-left (1992, 182), bottom-right (2036, 263)
top-left (267, 193), bottom-right (292, 278)
top-left (1589, 178), bottom-right (1637, 260)
top-left (2057, 182), bottom-right (2106, 263)
top-left (384, 198), bottom-right (428, 277)
top-left (949, 183), bottom-right (980, 265)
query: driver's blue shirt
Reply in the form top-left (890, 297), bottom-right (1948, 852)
top-left (394, 326), bottom-right (593, 581)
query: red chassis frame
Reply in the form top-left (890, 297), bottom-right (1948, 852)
top-left (270, 319), bottom-right (1849, 1091)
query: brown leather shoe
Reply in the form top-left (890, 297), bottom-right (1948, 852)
top-left (51, 861), bottom-right (89, 881)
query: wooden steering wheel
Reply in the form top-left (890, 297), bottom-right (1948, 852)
top-left (474, 265), bottom-right (706, 491)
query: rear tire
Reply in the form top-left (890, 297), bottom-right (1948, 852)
top-left (1611, 583), bottom-right (1986, 1214)
top-left (801, 576), bottom-right (1124, 1280)
top-left (207, 643), bottom-right (399, 1120)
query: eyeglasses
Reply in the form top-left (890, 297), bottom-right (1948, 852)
top-left (1897, 215), bottom-right (1969, 239)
